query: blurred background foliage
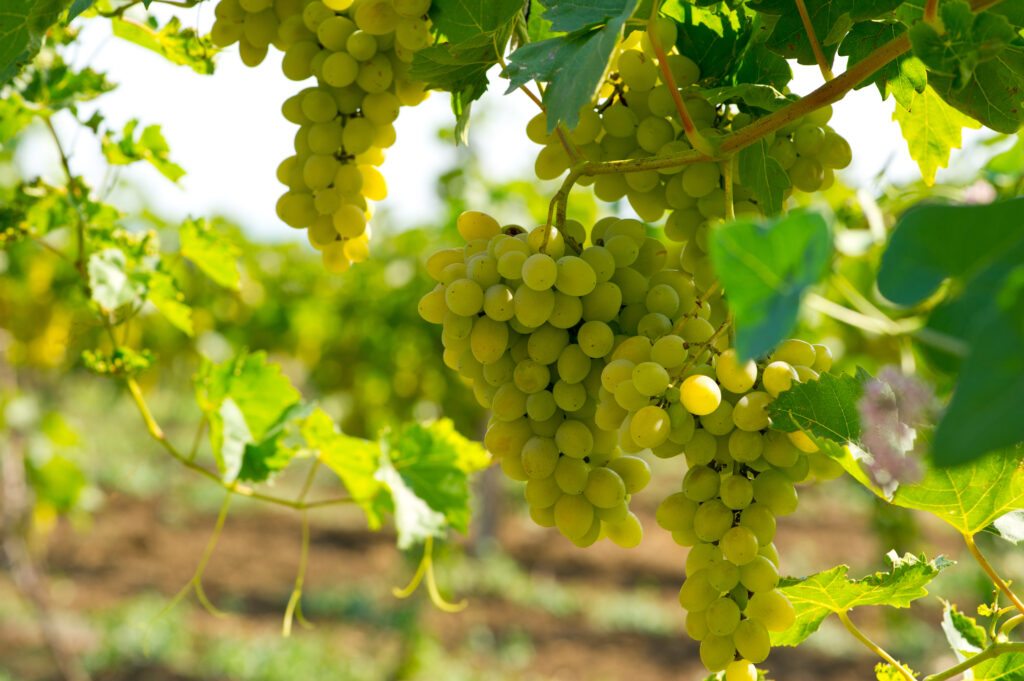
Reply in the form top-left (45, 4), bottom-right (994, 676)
top-left (4, 16), bottom-right (1024, 681)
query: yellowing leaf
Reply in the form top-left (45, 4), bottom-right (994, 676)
top-left (893, 84), bottom-right (981, 186)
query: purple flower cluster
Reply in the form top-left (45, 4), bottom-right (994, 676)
top-left (857, 366), bottom-right (936, 493)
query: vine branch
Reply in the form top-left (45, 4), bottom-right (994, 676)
top-left (964, 533), bottom-right (1024, 618)
top-left (837, 610), bottom-right (917, 681)
top-left (795, 0), bottom-right (835, 81)
top-left (924, 642), bottom-right (1024, 681)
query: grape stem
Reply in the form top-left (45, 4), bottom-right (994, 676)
top-left (723, 157), bottom-right (736, 221)
top-left (965, 533), bottom-right (1024, 618)
top-left (925, 0), bottom-right (940, 24)
top-left (924, 642), bottom-right (1024, 681)
top-left (837, 610), bottom-right (917, 681)
top-left (645, 1), bottom-right (715, 156)
top-left (282, 510), bottom-right (314, 636)
top-left (795, 0), bottom-right (835, 81)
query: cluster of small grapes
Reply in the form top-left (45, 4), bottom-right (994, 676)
top-left (525, 19), bottom-right (852, 226)
top-left (419, 211), bottom-right (700, 548)
top-left (210, 0), bottom-right (432, 273)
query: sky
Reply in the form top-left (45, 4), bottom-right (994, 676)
top-left (12, 4), bottom-right (999, 241)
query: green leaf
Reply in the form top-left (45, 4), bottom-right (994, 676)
top-left (507, 0), bottom-right (637, 132)
top-left (18, 55), bottom-right (116, 110)
top-left (179, 218), bottom-right (240, 289)
top-left (539, 0), bottom-right (634, 32)
top-left (971, 651), bottom-right (1024, 680)
top-left (110, 16), bottom-right (216, 75)
top-left (0, 0), bottom-right (69, 84)
top-left (429, 0), bottom-right (523, 44)
top-left (985, 509), bottom-right (1024, 545)
top-left (87, 248), bottom-right (146, 312)
top-left (775, 552), bottom-right (952, 647)
top-left (878, 198), bottom-right (1024, 464)
top-left (0, 96), bottom-right (33, 142)
top-left (892, 84), bottom-right (982, 186)
top-left (146, 269), bottom-right (193, 335)
top-left (101, 119), bottom-right (185, 183)
top-left (702, 84), bottom-right (794, 113)
top-left (888, 448), bottom-right (1024, 536)
top-left (769, 370), bottom-right (866, 443)
top-left (237, 401), bottom-right (313, 483)
top-left (708, 211), bottom-right (832, 360)
top-left (376, 420), bottom-right (488, 547)
top-left (67, 0), bottom-right (96, 22)
top-left (27, 454), bottom-right (87, 513)
top-left (526, 0), bottom-right (555, 42)
top-left (839, 20), bottom-right (926, 109)
top-left (195, 351), bottom-right (302, 482)
top-left (940, 601), bottom-right (987, 661)
top-left (301, 408), bottom-right (387, 528)
top-left (736, 138), bottom-right (792, 216)
top-left (910, 1), bottom-right (1015, 89)
top-left (662, 2), bottom-right (749, 84)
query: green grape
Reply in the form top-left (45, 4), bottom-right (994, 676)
top-left (636, 116), bottom-right (674, 153)
top-left (715, 349), bottom-right (758, 393)
top-left (549, 292), bottom-right (584, 329)
top-left (445, 278), bottom-right (484, 316)
top-left (607, 455), bottom-right (651, 493)
top-left (719, 474), bottom-right (754, 510)
top-left (793, 123), bottom-right (825, 155)
top-left (705, 597), bottom-right (741, 636)
top-left (500, 449), bottom-right (529, 480)
top-left (513, 286), bottom-right (555, 328)
top-left (606, 511), bottom-right (643, 548)
top-left (726, 661), bottom-right (758, 681)
top-left (601, 358), bottom-right (636, 393)
top-left (593, 173), bottom-right (629, 202)
top-left (601, 103), bottom-right (638, 137)
top-left (535, 143), bottom-right (571, 180)
top-left (762, 360), bottom-right (797, 398)
top-left (554, 456), bottom-right (589, 495)
top-left (282, 40), bottom-right (319, 79)
top-left (484, 418), bottom-right (532, 458)
top-left (772, 338), bottom-right (816, 367)
top-left (584, 467), bottom-right (627, 508)
top-left (733, 619), bottom-right (771, 663)
top-left (683, 429), bottom-right (717, 466)
top-left (762, 431), bottom-right (800, 468)
top-left (656, 492), bottom-right (697, 531)
top-left (581, 246), bottom-right (616, 283)
top-left (678, 569), bottom-right (719, 611)
top-left (789, 156), bottom-right (824, 192)
top-left (467, 255), bottom-right (500, 288)
top-left (417, 287), bottom-right (447, 324)
top-left (316, 15), bottom-right (356, 50)
top-left (618, 49), bottom-right (659, 90)
top-left (554, 494), bottom-right (595, 540)
top-left (820, 129), bottom-right (852, 169)
top-left (469, 316), bottom-right (508, 365)
top-left (699, 401), bottom-right (734, 437)
top-left (645, 283), bottom-right (679, 317)
top-left (623, 166), bottom-right (659, 194)
top-left (681, 162), bottom-right (720, 198)
top-left (553, 256), bottom-right (597, 296)
top-left (332, 203), bottom-right (366, 238)
top-left (362, 92), bottom-right (400, 126)
top-left (636, 311), bottom-right (671, 339)
top-left (342, 117), bottom-right (375, 154)
top-left (244, 10), bottom-right (279, 48)
top-left (733, 392), bottom-right (772, 431)
top-left (685, 542), bottom-right (722, 575)
top-left (353, 0), bottom-right (398, 33)
top-left (555, 419), bottom-right (594, 458)
top-left (581, 282), bottom-right (623, 323)
top-left (630, 404), bottom-right (670, 448)
top-left (693, 499), bottom-right (733, 542)
top-left (812, 343), bottom-right (833, 372)
top-left (752, 470), bottom-right (798, 515)
top-left (739, 555), bottom-right (780, 593)
top-left (650, 335), bottom-right (685, 369)
top-left (301, 0), bottom-right (333, 31)
top-left (308, 121), bottom-right (343, 155)
top-left (277, 191), bottom-right (318, 227)
top-left (301, 88), bottom-right (337, 123)
top-left (522, 253), bottom-right (558, 291)
top-left (529, 504), bottom-right (556, 527)
top-left (738, 503), bottom-right (776, 545)
top-left (513, 359), bottom-right (550, 394)
top-left (626, 186), bottom-right (668, 223)
top-left (554, 345), bottom-right (589, 384)
top-left (666, 53), bottom-right (700, 86)
top-left (681, 375), bottom-right (722, 416)
top-left (686, 610), bottom-right (710, 641)
top-left (334, 163), bottom-right (363, 194)
top-left (720, 526), bottom-right (759, 565)
top-left (356, 54), bottom-right (394, 92)
top-left (630, 362), bottom-right (668, 397)
top-left (526, 389), bottom-right (557, 421)
top-left (497, 250), bottom-right (527, 280)
top-left (491, 383), bottom-right (527, 421)
top-left (577, 321), bottom-right (614, 358)
top-left (759, 542), bottom-right (780, 568)
top-left (527, 324), bottom-right (568, 364)
top-left (680, 316), bottom-right (714, 344)
top-left (682, 464), bottom-right (721, 502)
top-left (520, 437), bottom-right (559, 479)
top-left (745, 589), bottom-right (795, 632)
top-left (525, 112), bottom-right (553, 145)
top-left (768, 137), bottom-right (797, 169)
top-left (322, 51), bottom-right (359, 87)
top-left (704, 559), bottom-right (739, 595)
top-left (614, 379), bottom-right (648, 411)
top-left (699, 634), bottom-right (736, 673)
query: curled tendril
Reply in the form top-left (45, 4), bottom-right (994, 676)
top-left (392, 536), bottom-right (467, 613)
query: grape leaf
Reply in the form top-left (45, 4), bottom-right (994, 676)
top-left (18, 55), bottom-right (116, 110)
top-left (888, 448), bottom-right (1024, 536)
top-left (146, 269), bottom-right (193, 335)
top-left (702, 84), bottom-right (793, 113)
top-left (910, 1), bottom-right (1015, 89)
top-left (662, 2), bottom-right (749, 84)
top-left (67, 0), bottom-right (96, 22)
top-left (769, 370), bottom-right (867, 443)
top-left (774, 552), bottom-right (952, 647)
top-left (708, 210), bottom-right (832, 360)
top-left (940, 601), bottom-right (986, 661)
top-left (526, 0), bottom-right (555, 42)
top-left (985, 509), bottom-right (1024, 545)
top-left (237, 401), bottom-right (313, 483)
top-left (179, 218), bottom-right (240, 290)
top-left (110, 16), bottom-right (216, 75)
top-left (507, 1), bottom-right (637, 132)
top-left (429, 0), bottom-right (523, 44)
top-left (971, 651), bottom-right (1024, 680)
top-left (301, 409), bottom-right (388, 528)
top-left (101, 119), bottom-right (185, 183)
top-left (538, 0), bottom-right (634, 33)
top-left (736, 138), bottom-right (791, 217)
top-left (878, 198), bottom-right (1024, 464)
top-left (195, 351), bottom-right (302, 482)
top-left (892, 84), bottom-right (981, 186)
top-left (87, 248), bottom-right (147, 312)
top-left (929, 42), bottom-right (1024, 134)
top-left (0, 0), bottom-right (68, 84)
top-left (839, 20), bottom-right (926, 109)
top-left (26, 455), bottom-right (87, 514)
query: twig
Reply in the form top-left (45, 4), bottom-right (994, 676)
top-left (837, 610), bottom-right (917, 681)
top-left (42, 117), bottom-right (88, 276)
top-left (965, 533), bottom-right (1024, 618)
top-left (723, 157), bottom-right (735, 221)
top-left (924, 0), bottom-right (940, 23)
top-left (795, 0), bottom-right (835, 81)
top-left (924, 642), bottom-right (1024, 681)
top-left (282, 510), bottom-right (312, 636)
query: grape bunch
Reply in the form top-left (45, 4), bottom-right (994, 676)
top-left (210, 0), bottom-right (433, 273)
top-left (525, 19), bottom-right (852, 228)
